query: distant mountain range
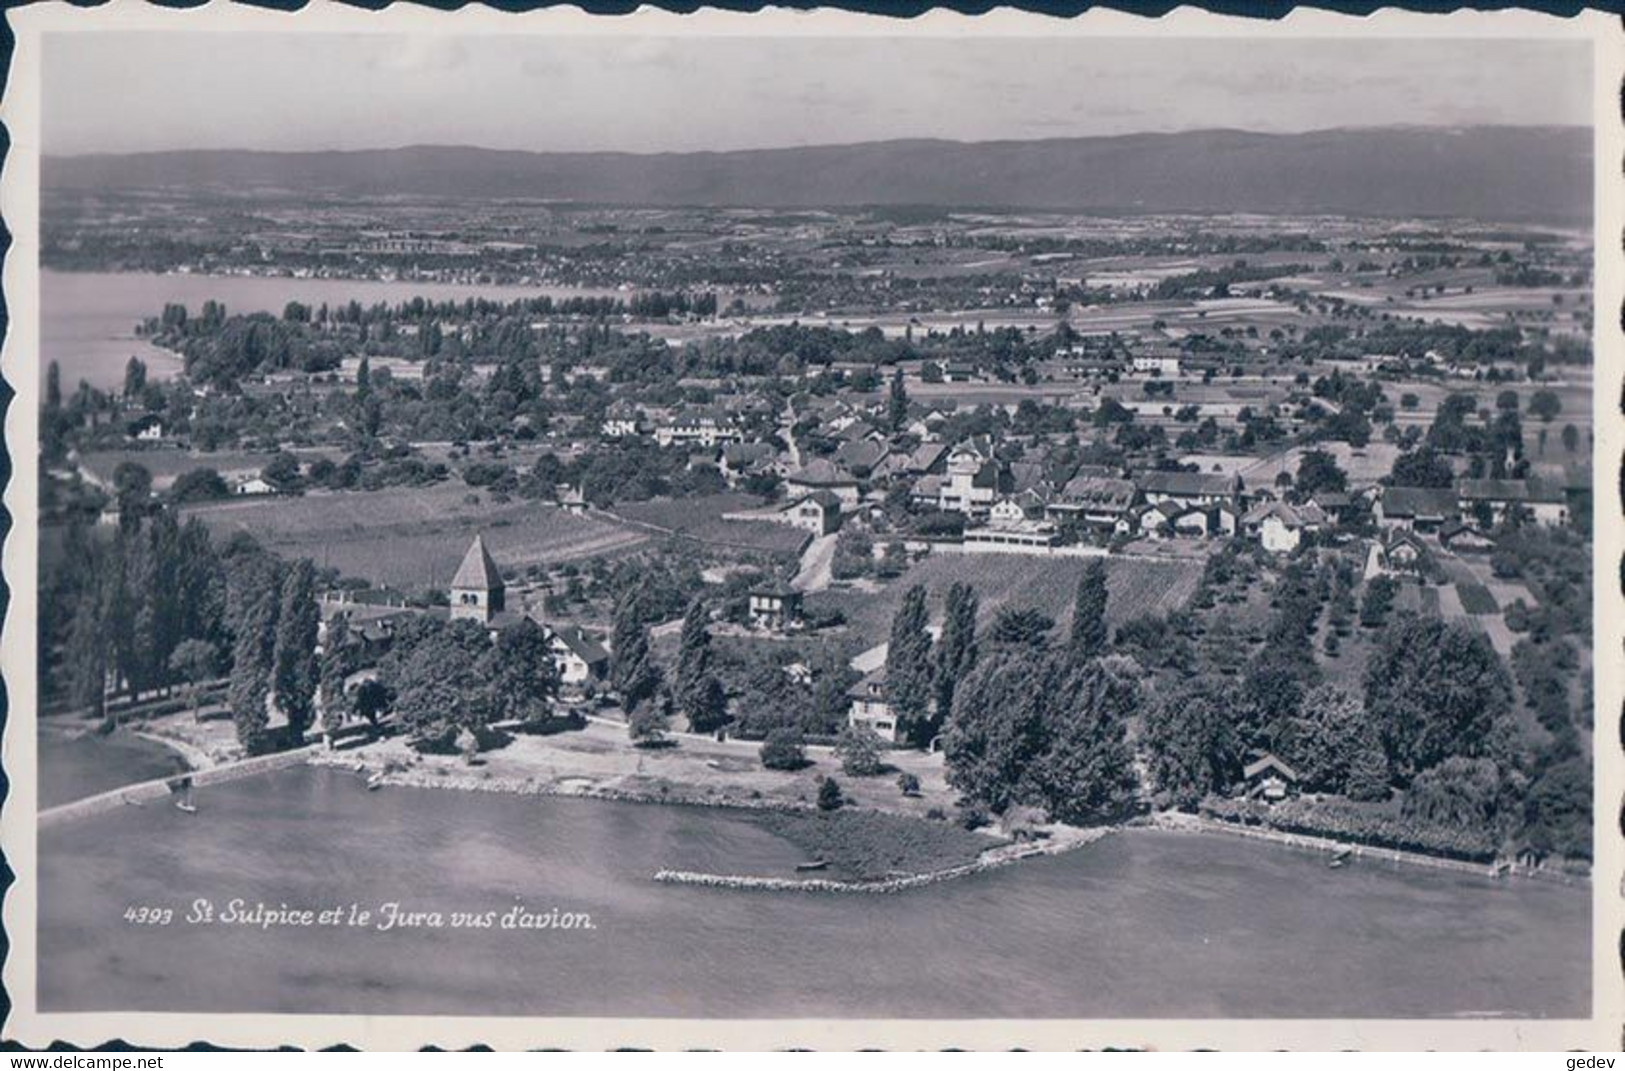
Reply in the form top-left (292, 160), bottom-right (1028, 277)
top-left (44, 126), bottom-right (1591, 221)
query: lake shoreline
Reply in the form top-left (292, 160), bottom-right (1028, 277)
top-left (1150, 810), bottom-right (1589, 888)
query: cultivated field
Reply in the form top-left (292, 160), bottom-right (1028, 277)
top-left (182, 484), bottom-right (646, 590)
top-left (814, 551), bottom-right (1206, 650)
top-left (606, 493), bottom-right (811, 557)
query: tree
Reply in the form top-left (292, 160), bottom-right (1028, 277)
top-left (317, 615), bottom-right (354, 739)
top-left (228, 560), bottom-right (281, 753)
top-left (1388, 447), bottom-right (1454, 489)
top-left (171, 467), bottom-right (231, 503)
top-left (262, 451), bottom-right (301, 490)
top-left (988, 606), bottom-right (1055, 648)
top-left (628, 694), bottom-right (671, 747)
top-left (760, 726), bottom-right (808, 770)
top-left (1034, 662), bottom-right (1142, 825)
top-left (1402, 756), bottom-right (1503, 831)
top-left (944, 650), bottom-right (1138, 823)
top-left (1344, 718), bottom-right (1392, 802)
top-left (674, 600), bottom-right (728, 732)
top-left (1295, 449), bottom-right (1348, 497)
top-left (1068, 561), bottom-right (1109, 660)
top-left (1359, 576), bottom-right (1397, 628)
top-left (1287, 684), bottom-right (1367, 793)
top-left (1522, 756), bottom-right (1590, 860)
top-left (836, 724), bottom-right (885, 776)
top-left (272, 559), bottom-right (321, 741)
top-left (1140, 684), bottom-right (1242, 808)
top-left (1527, 389), bottom-right (1562, 423)
top-left (65, 570), bottom-right (111, 726)
top-left (382, 618), bottom-right (496, 751)
top-left (112, 461), bottom-right (154, 530)
top-left (887, 367), bottom-right (909, 431)
top-left (486, 617), bottom-right (558, 724)
top-left (168, 638), bottom-right (219, 721)
top-left (123, 356), bottom-right (147, 399)
top-left (817, 776), bottom-right (845, 812)
top-left (353, 678), bottom-right (392, 727)
top-left (933, 581), bottom-right (979, 727)
top-left (884, 585), bottom-right (935, 746)
top-left (610, 590), bottom-right (661, 714)
top-left (1363, 617), bottom-right (1513, 782)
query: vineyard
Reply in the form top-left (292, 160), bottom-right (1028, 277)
top-left (817, 552), bottom-right (1206, 649)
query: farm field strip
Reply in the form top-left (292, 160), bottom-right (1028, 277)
top-left (182, 484), bottom-right (647, 588)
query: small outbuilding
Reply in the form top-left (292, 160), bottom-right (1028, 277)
top-left (1243, 753), bottom-right (1300, 802)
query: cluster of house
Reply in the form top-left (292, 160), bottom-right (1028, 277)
top-left (595, 382), bottom-right (1580, 568)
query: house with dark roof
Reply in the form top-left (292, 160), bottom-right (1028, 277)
top-left (1046, 475), bottom-right (1139, 529)
top-left (783, 458), bottom-right (861, 507)
top-left (1375, 486), bottom-right (1459, 533)
top-left (781, 491), bottom-right (842, 536)
top-left (719, 442), bottom-right (781, 486)
top-left (1440, 521), bottom-right (1497, 554)
top-left (747, 579), bottom-right (804, 632)
top-left (546, 623), bottom-right (610, 687)
top-left (1136, 469), bottom-right (1241, 508)
top-left (1364, 532), bottom-right (1427, 580)
top-left (1244, 754), bottom-right (1300, 802)
top-left (1456, 477), bottom-right (1569, 529)
top-left (834, 436), bottom-right (889, 475)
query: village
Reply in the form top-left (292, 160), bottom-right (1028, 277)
top-left (36, 203), bottom-right (1595, 884)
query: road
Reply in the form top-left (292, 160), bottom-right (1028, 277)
top-left (792, 532), bottom-right (839, 593)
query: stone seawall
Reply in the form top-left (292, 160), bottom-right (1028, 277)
top-left (1152, 812), bottom-right (1587, 885)
top-left (39, 746), bottom-right (316, 830)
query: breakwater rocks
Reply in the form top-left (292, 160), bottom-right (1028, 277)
top-left (653, 828), bottom-right (1112, 895)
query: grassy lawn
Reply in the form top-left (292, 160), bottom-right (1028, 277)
top-left (182, 484), bottom-right (646, 589)
top-left (748, 809), bottom-right (1003, 881)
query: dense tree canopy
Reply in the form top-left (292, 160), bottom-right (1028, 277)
top-left (1363, 617), bottom-right (1513, 782)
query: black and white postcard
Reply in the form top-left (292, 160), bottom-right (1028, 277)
top-left (2, 2), bottom-right (1619, 1051)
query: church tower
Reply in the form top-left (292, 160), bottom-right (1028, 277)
top-left (449, 534), bottom-right (506, 623)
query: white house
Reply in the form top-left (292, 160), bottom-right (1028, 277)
top-left (1131, 353), bottom-right (1182, 378)
top-left (847, 668), bottom-right (899, 743)
top-left (938, 441), bottom-right (1008, 518)
top-left (546, 624), bottom-right (611, 687)
top-left (781, 491), bottom-right (842, 536)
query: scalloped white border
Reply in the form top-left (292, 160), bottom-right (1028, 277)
top-left (1, 1), bottom-right (1620, 1050)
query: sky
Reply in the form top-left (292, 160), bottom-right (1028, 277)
top-left (43, 33), bottom-right (1593, 156)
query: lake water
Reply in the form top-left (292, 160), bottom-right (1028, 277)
top-left (40, 270), bottom-right (627, 392)
top-left (38, 722), bottom-right (190, 810)
top-left (38, 765), bottom-right (1589, 1018)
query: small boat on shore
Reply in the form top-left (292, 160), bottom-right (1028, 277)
top-left (365, 774), bottom-right (384, 791)
top-left (1329, 848), bottom-right (1352, 869)
top-left (794, 860), bottom-right (828, 872)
